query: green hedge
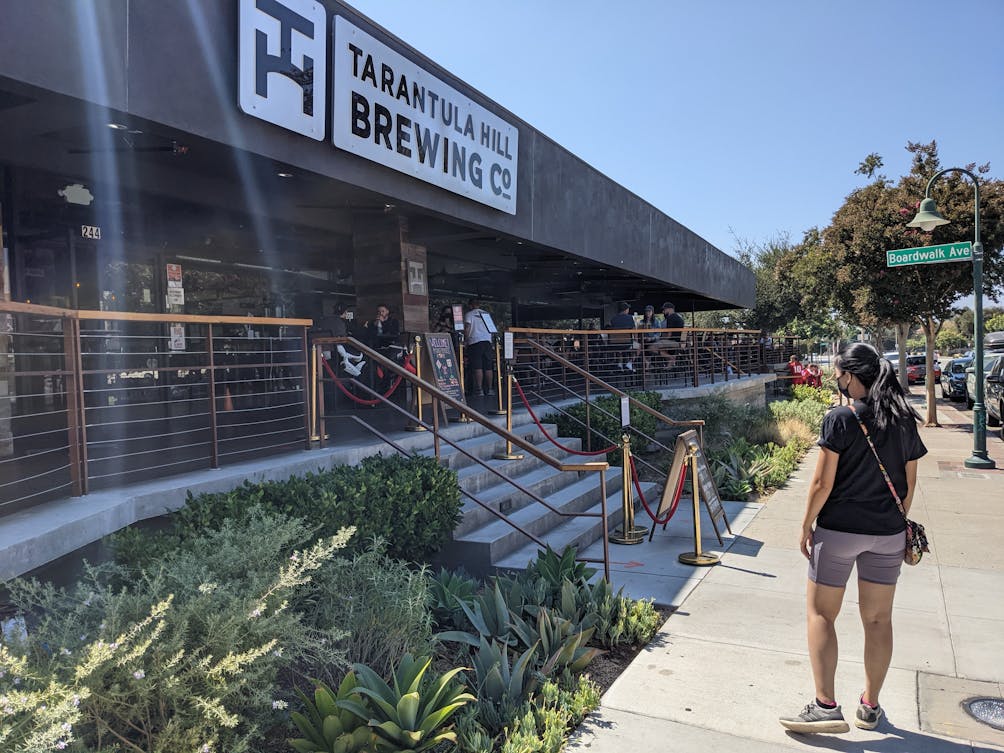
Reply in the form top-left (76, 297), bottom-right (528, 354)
top-left (543, 391), bottom-right (663, 464)
top-left (174, 454), bottom-right (461, 562)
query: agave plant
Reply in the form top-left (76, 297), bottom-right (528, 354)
top-left (523, 546), bottom-right (596, 594)
top-left (337, 654), bottom-right (475, 753)
top-left (288, 673), bottom-right (373, 753)
top-left (510, 607), bottom-right (602, 675)
top-left (435, 580), bottom-right (518, 647)
top-left (468, 636), bottom-right (540, 736)
top-left (427, 567), bottom-right (479, 630)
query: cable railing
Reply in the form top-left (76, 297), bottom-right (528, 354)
top-left (313, 336), bottom-right (614, 580)
top-left (509, 337), bottom-right (707, 537)
top-left (0, 302), bottom-right (312, 512)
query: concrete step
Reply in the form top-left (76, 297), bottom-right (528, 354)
top-left (418, 420), bottom-right (564, 471)
top-left (453, 454), bottom-right (624, 538)
top-left (491, 483), bottom-right (659, 573)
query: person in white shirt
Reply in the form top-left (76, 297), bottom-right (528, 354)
top-left (464, 298), bottom-right (494, 396)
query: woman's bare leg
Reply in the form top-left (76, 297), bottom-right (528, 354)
top-left (857, 579), bottom-right (896, 706)
top-left (807, 580), bottom-right (846, 703)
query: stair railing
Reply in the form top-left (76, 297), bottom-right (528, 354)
top-left (314, 336), bottom-right (613, 580)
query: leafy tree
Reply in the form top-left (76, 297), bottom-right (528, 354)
top-left (811, 141), bottom-right (1004, 425)
top-left (732, 234), bottom-right (804, 334)
top-left (986, 313), bottom-right (1004, 333)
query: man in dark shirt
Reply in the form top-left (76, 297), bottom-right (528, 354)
top-left (651, 301), bottom-right (687, 368)
top-left (607, 301), bottom-right (637, 371)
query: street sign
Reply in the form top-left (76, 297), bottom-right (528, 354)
top-left (887, 242), bottom-right (972, 268)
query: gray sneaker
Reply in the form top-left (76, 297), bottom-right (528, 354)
top-left (855, 700), bottom-right (883, 730)
top-left (779, 701), bottom-right (850, 734)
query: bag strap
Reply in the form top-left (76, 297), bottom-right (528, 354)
top-left (847, 405), bottom-right (909, 521)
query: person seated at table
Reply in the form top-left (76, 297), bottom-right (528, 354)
top-left (362, 303), bottom-right (401, 348)
top-left (649, 302), bottom-right (687, 369)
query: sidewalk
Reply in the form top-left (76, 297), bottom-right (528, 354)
top-left (573, 393), bottom-right (1004, 752)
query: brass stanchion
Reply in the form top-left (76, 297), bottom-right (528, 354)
top-left (678, 450), bottom-right (720, 566)
top-left (490, 337), bottom-right (506, 415)
top-left (456, 340), bottom-right (471, 422)
top-left (493, 370), bottom-right (524, 460)
top-left (310, 344), bottom-right (320, 441)
top-left (405, 335), bottom-right (428, 431)
top-left (609, 433), bottom-right (645, 544)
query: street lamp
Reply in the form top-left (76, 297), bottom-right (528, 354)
top-left (908, 168), bottom-right (996, 469)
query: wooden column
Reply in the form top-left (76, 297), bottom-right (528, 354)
top-left (352, 215), bottom-right (428, 333)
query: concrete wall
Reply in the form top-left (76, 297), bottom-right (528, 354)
top-left (0, 0), bottom-right (753, 308)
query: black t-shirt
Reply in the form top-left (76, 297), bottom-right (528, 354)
top-left (816, 401), bottom-right (927, 535)
top-left (664, 312), bottom-right (685, 329)
top-left (609, 313), bottom-right (635, 329)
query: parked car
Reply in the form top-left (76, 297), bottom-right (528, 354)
top-left (903, 354), bottom-right (941, 384)
top-left (966, 353), bottom-right (1004, 410)
top-left (941, 356), bottom-right (973, 401)
top-left (987, 331), bottom-right (1004, 354)
top-left (985, 355), bottom-right (1004, 429)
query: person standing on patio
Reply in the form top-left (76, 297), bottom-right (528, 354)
top-left (464, 298), bottom-right (495, 396)
top-left (779, 342), bottom-right (926, 734)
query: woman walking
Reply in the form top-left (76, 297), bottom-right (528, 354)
top-left (779, 343), bottom-right (926, 734)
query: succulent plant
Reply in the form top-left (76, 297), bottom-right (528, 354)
top-left (288, 673), bottom-right (374, 753)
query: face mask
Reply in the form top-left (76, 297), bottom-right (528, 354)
top-left (838, 375), bottom-right (851, 398)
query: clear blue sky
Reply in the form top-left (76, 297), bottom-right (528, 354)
top-left (345, 0), bottom-right (1004, 275)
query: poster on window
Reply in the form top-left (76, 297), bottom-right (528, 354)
top-left (170, 324), bottom-right (186, 351)
top-left (166, 263), bottom-right (183, 288)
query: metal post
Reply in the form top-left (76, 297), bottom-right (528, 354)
top-left (490, 337), bottom-right (506, 415)
top-left (969, 238), bottom-right (995, 468)
top-left (494, 371), bottom-right (524, 460)
top-left (609, 433), bottom-right (643, 544)
top-left (456, 340), bottom-right (471, 422)
top-left (678, 450), bottom-right (720, 566)
top-left (63, 317), bottom-right (83, 496)
top-left (406, 335), bottom-right (428, 431)
top-left (207, 325), bottom-right (219, 468)
top-left (315, 345), bottom-right (327, 449)
top-left (599, 468), bottom-right (610, 583)
top-left (432, 397), bottom-right (441, 459)
top-left (300, 328), bottom-right (312, 450)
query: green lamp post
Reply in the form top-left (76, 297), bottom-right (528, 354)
top-left (907, 168), bottom-right (996, 469)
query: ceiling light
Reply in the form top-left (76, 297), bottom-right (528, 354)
top-left (277, 172), bottom-right (293, 178)
top-left (107, 123), bottom-right (128, 130)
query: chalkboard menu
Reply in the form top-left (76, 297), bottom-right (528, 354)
top-left (679, 429), bottom-right (732, 540)
top-left (422, 333), bottom-right (465, 406)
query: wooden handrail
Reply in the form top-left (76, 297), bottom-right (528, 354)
top-left (318, 336), bottom-right (608, 475)
top-left (509, 326), bottom-right (764, 336)
top-left (0, 300), bottom-right (312, 327)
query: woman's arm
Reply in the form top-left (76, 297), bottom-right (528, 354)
top-left (800, 447), bottom-right (839, 559)
top-left (902, 459), bottom-right (918, 515)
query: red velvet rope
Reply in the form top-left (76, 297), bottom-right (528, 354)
top-left (512, 378), bottom-right (617, 456)
top-left (321, 355), bottom-right (403, 406)
top-left (630, 454), bottom-right (684, 525)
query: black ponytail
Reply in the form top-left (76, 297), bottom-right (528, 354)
top-left (834, 342), bottom-right (921, 430)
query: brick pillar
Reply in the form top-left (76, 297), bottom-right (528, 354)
top-left (352, 215), bottom-right (428, 334)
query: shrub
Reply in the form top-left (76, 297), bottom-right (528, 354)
top-left (663, 395), bottom-right (773, 452)
top-left (305, 539), bottom-right (434, 680)
top-left (792, 384), bottom-right (833, 406)
top-left (497, 677), bottom-right (601, 753)
top-left (769, 398), bottom-right (827, 435)
top-left (544, 391), bottom-right (663, 464)
top-left (4, 512), bottom-right (352, 753)
top-left (163, 454), bottom-right (461, 562)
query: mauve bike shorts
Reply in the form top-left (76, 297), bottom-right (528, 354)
top-left (808, 525), bottom-right (906, 587)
